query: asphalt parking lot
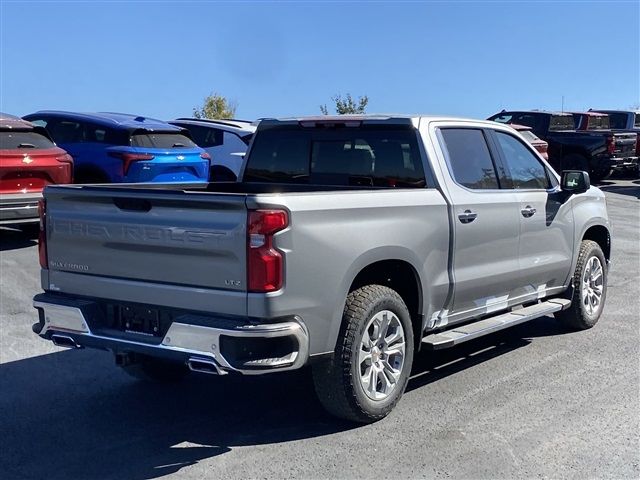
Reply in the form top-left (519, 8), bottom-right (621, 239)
top-left (1, 178), bottom-right (638, 480)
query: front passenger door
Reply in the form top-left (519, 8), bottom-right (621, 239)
top-left (492, 130), bottom-right (574, 300)
top-left (438, 128), bottom-right (522, 323)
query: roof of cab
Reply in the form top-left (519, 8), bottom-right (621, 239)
top-left (494, 109), bottom-right (574, 117)
top-left (23, 111), bottom-right (185, 132)
top-left (569, 111), bottom-right (608, 117)
top-left (0, 112), bottom-right (36, 130)
top-left (258, 114), bottom-right (499, 128)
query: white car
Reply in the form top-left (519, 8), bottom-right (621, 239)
top-left (170, 118), bottom-right (255, 180)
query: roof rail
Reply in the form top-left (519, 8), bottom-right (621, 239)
top-left (175, 117), bottom-right (252, 123)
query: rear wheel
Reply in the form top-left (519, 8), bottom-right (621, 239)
top-left (312, 285), bottom-right (414, 423)
top-left (555, 240), bottom-right (607, 330)
top-left (121, 355), bottom-right (189, 383)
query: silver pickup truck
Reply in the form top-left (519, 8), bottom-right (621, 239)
top-left (33, 115), bottom-right (611, 423)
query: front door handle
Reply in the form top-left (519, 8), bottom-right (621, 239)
top-left (458, 209), bottom-right (478, 224)
top-left (521, 205), bottom-right (537, 218)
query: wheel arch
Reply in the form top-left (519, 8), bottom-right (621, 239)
top-left (327, 251), bottom-right (425, 353)
top-left (582, 224), bottom-right (611, 262)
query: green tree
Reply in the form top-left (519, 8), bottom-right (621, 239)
top-left (320, 93), bottom-right (369, 115)
top-left (193, 92), bottom-right (237, 119)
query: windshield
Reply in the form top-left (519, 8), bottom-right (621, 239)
top-left (244, 126), bottom-right (426, 188)
top-left (0, 130), bottom-right (56, 149)
top-left (130, 132), bottom-right (196, 149)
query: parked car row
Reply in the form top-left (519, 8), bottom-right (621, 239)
top-left (1, 107), bottom-right (637, 226)
top-left (488, 109), bottom-right (639, 182)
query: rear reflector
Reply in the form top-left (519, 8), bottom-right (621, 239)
top-left (200, 152), bottom-right (211, 161)
top-left (38, 199), bottom-right (47, 269)
top-left (247, 209), bottom-right (288, 292)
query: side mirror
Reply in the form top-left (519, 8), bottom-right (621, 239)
top-left (561, 170), bottom-right (590, 193)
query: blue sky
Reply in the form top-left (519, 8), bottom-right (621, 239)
top-left (1, 1), bottom-right (638, 121)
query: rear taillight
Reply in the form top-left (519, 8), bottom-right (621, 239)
top-left (38, 199), bottom-right (47, 269)
top-left (200, 152), bottom-right (211, 162)
top-left (247, 209), bottom-right (288, 292)
top-left (55, 153), bottom-right (74, 182)
top-left (606, 135), bottom-right (616, 155)
top-left (55, 153), bottom-right (73, 164)
top-left (108, 152), bottom-right (155, 175)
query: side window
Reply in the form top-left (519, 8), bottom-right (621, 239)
top-left (184, 125), bottom-right (223, 148)
top-left (48, 120), bottom-right (85, 144)
top-left (85, 123), bottom-right (119, 144)
top-left (223, 131), bottom-right (249, 152)
top-left (512, 114), bottom-right (541, 131)
top-left (29, 118), bottom-right (48, 128)
top-left (495, 132), bottom-right (550, 189)
top-left (440, 128), bottom-right (500, 189)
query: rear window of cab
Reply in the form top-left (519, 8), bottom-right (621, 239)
top-left (243, 126), bottom-right (426, 188)
top-left (130, 132), bottom-right (196, 149)
top-left (0, 130), bottom-right (56, 149)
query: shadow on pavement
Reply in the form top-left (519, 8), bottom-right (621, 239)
top-left (0, 314), bottom-right (572, 480)
top-left (598, 183), bottom-right (640, 199)
top-left (0, 227), bottom-right (37, 251)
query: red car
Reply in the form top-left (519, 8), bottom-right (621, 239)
top-left (0, 113), bottom-right (73, 225)
top-left (510, 124), bottom-right (549, 160)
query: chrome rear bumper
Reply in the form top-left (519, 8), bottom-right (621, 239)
top-left (0, 192), bottom-right (41, 224)
top-left (33, 298), bottom-right (309, 375)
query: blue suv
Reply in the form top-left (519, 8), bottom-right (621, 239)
top-left (22, 111), bottom-right (210, 183)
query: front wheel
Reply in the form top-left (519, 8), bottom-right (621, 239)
top-left (312, 285), bottom-right (414, 423)
top-left (555, 240), bottom-right (607, 330)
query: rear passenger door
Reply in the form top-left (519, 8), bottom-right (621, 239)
top-left (437, 128), bottom-right (521, 322)
top-left (491, 130), bottom-right (574, 299)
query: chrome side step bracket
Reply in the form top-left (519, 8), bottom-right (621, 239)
top-left (422, 299), bottom-right (571, 350)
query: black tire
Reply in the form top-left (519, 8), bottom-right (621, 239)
top-left (312, 285), bottom-right (414, 423)
top-left (555, 240), bottom-right (607, 330)
top-left (121, 355), bottom-right (189, 383)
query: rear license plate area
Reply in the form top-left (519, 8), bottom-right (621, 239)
top-left (118, 305), bottom-right (161, 337)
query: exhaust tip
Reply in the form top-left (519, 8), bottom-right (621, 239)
top-left (187, 357), bottom-right (226, 375)
top-left (51, 334), bottom-right (81, 349)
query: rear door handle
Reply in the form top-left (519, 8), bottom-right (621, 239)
top-left (458, 209), bottom-right (477, 224)
top-left (521, 205), bottom-right (537, 218)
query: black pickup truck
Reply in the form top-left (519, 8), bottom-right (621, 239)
top-left (488, 110), bottom-right (637, 182)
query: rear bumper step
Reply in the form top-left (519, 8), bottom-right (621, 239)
top-left (33, 295), bottom-right (309, 375)
top-left (422, 299), bottom-right (571, 350)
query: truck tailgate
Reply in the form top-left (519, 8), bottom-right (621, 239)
top-left (613, 132), bottom-right (637, 156)
top-left (44, 186), bottom-right (248, 308)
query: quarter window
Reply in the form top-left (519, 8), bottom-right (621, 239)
top-left (440, 128), bottom-right (499, 189)
top-left (495, 132), bottom-right (550, 189)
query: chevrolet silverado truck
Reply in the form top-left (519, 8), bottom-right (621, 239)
top-left (488, 110), bottom-right (637, 182)
top-left (33, 115), bottom-right (611, 423)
